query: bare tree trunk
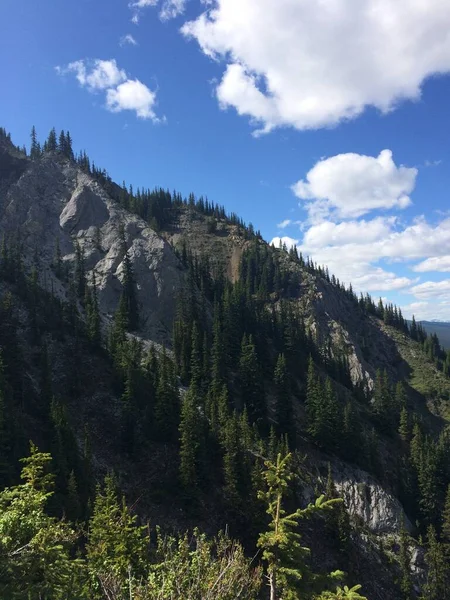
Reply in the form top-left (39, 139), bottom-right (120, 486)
top-left (270, 570), bottom-right (277, 600)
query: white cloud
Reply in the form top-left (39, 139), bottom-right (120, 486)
top-left (160, 0), bottom-right (186, 20)
top-left (277, 219), bottom-right (291, 229)
top-left (129, 0), bottom-right (186, 22)
top-left (270, 236), bottom-right (299, 250)
top-left (106, 79), bottom-right (158, 120)
top-left (413, 255), bottom-right (450, 272)
top-left (401, 301), bottom-right (450, 321)
top-left (61, 59), bottom-right (126, 90)
top-left (130, 0), bottom-right (158, 7)
top-left (303, 217), bottom-right (395, 247)
top-left (292, 150), bottom-right (417, 221)
top-left (57, 58), bottom-right (161, 121)
top-left (297, 216), bottom-right (450, 292)
top-left (182, 0), bottom-right (450, 134)
top-left (120, 34), bottom-right (138, 46)
top-left (410, 280), bottom-right (450, 300)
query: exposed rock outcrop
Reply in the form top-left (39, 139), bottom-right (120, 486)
top-left (0, 155), bottom-right (187, 343)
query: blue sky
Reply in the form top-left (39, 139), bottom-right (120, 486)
top-left (2, 0), bottom-right (450, 320)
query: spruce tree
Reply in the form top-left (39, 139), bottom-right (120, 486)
top-left (274, 353), bottom-right (293, 441)
top-left (74, 240), bottom-right (86, 298)
top-left (86, 474), bottom-right (148, 596)
top-left (239, 334), bottom-right (265, 427)
top-left (154, 349), bottom-right (179, 443)
top-left (45, 127), bottom-right (58, 153)
top-left (398, 406), bottom-right (410, 442)
top-left (120, 234), bottom-right (138, 331)
top-left (179, 383), bottom-right (204, 491)
top-left (257, 452), bottom-right (348, 600)
top-left (442, 484), bottom-right (450, 559)
top-left (397, 522), bottom-right (413, 600)
top-left (30, 125), bottom-right (41, 160)
top-left (421, 525), bottom-right (447, 600)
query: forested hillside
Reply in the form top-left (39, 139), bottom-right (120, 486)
top-left (1, 126), bottom-right (450, 599)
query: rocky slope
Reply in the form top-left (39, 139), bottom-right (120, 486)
top-left (0, 146), bottom-right (186, 345)
top-left (1, 134), bottom-right (448, 598)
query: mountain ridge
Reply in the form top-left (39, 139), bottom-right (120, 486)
top-left (1, 126), bottom-right (450, 599)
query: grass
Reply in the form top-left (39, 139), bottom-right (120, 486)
top-left (384, 325), bottom-right (450, 422)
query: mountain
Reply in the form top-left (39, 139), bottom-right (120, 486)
top-left (1, 126), bottom-right (449, 600)
top-left (420, 321), bottom-right (450, 349)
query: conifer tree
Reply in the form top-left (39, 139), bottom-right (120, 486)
top-left (0, 350), bottom-right (11, 486)
top-left (399, 406), bottom-right (410, 442)
top-left (189, 322), bottom-right (202, 388)
top-left (30, 125), bottom-right (41, 159)
top-left (74, 240), bottom-right (86, 298)
top-left (442, 484), bottom-right (450, 559)
top-left (421, 525), bottom-right (447, 600)
top-left (154, 349), bottom-right (179, 442)
top-left (66, 470), bottom-right (81, 522)
top-left (239, 334), bottom-right (266, 427)
top-left (257, 452), bottom-right (347, 600)
top-left (85, 272), bottom-right (101, 346)
top-left (274, 353), bottom-right (293, 441)
top-left (86, 474), bottom-right (148, 597)
top-left (179, 383), bottom-right (204, 491)
top-left (0, 443), bottom-right (82, 598)
top-left (120, 232), bottom-right (139, 331)
top-left (397, 522), bottom-right (413, 600)
top-left (45, 127), bottom-right (58, 153)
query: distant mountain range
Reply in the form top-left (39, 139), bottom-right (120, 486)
top-left (420, 320), bottom-right (450, 349)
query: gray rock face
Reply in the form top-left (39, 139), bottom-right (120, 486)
top-left (333, 464), bottom-right (412, 534)
top-left (0, 154), bottom-right (187, 344)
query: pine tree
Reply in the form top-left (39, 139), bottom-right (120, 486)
top-left (30, 125), bottom-right (41, 159)
top-left (65, 131), bottom-right (74, 159)
top-left (239, 334), bottom-right (266, 427)
top-left (274, 353), bottom-right (293, 441)
top-left (86, 474), bottom-right (148, 596)
top-left (257, 452), bottom-right (347, 600)
top-left (189, 322), bottom-right (202, 388)
top-left (0, 350), bottom-right (11, 486)
top-left (421, 525), bottom-right (447, 600)
top-left (66, 470), bottom-right (81, 521)
top-left (45, 127), bottom-right (58, 153)
top-left (74, 240), bottom-right (86, 298)
top-left (58, 130), bottom-right (67, 155)
top-left (397, 522), bottom-right (413, 599)
top-left (120, 233), bottom-right (138, 331)
top-left (85, 272), bottom-right (101, 346)
top-left (54, 237), bottom-right (63, 279)
top-left (399, 406), bottom-right (410, 442)
top-left (0, 443), bottom-right (83, 598)
top-left (442, 484), bottom-right (450, 559)
top-left (179, 383), bottom-right (204, 491)
top-left (154, 349), bottom-right (179, 443)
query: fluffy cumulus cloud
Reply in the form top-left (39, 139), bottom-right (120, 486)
top-left (270, 149), bottom-right (450, 315)
top-left (401, 301), bottom-right (450, 321)
top-left (182, 0), bottom-right (450, 134)
top-left (56, 59), bottom-right (160, 121)
top-left (292, 150), bottom-right (417, 221)
top-left (291, 216), bottom-right (450, 293)
top-left (106, 79), bottom-right (157, 119)
top-left (410, 280), bottom-right (450, 300)
top-left (413, 255), bottom-right (450, 272)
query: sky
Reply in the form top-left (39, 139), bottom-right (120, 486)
top-left (2, 0), bottom-right (450, 321)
